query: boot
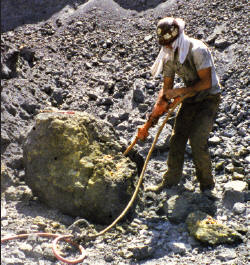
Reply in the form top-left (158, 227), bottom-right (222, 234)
top-left (145, 171), bottom-right (179, 193)
top-left (200, 179), bottom-right (215, 192)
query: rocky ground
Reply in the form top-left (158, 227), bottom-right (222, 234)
top-left (1, 0), bottom-right (249, 264)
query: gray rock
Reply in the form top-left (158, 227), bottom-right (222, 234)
top-left (162, 192), bottom-right (216, 223)
top-left (223, 188), bottom-right (245, 209)
top-left (133, 88), bottom-right (145, 103)
top-left (238, 127), bottom-right (247, 136)
top-left (138, 103), bottom-right (148, 112)
top-left (216, 248), bottom-right (237, 261)
top-left (107, 113), bottom-right (120, 126)
top-left (1, 257), bottom-right (24, 265)
top-left (51, 88), bottom-right (64, 105)
top-left (224, 180), bottom-right (248, 192)
top-left (223, 181), bottom-right (248, 209)
top-left (144, 35), bottom-right (153, 42)
top-left (214, 38), bottom-right (231, 49)
top-left (208, 136), bottom-right (221, 145)
top-left (216, 116), bottom-right (228, 125)
top-left (225, 163), bottom-right (234, 173)
top-left (19, 242), bottom-right (33, 254)
top-left (167, 242), bottom-right (190, 255)
top-left (233, 202), bottom-right (246, 214)
top-left (129, 244), bottom-right (154, 260)
top-left (98, 97), bottom-right (114, 106)
top-left (230, 103), bottom-right (237, 113)
top-left (245, 155), bottom-right (250, 164)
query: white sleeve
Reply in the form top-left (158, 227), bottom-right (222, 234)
top-left (193, 46), bottom-right (213, 71)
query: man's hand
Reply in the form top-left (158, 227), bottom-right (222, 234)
top-left (165, 89), bottom-right (180, 99)
top-left (137, 125), bottom-right (149, 141)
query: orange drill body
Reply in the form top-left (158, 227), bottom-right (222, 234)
top-left (137, 96), bottom-right (181, 141)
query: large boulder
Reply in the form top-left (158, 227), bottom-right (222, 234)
top-left (23, 111), bottom-right (139, 224)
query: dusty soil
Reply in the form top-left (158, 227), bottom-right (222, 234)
top-left (1, 0), bottom-right (249, 264)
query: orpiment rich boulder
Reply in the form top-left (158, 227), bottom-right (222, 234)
top-left (23, 111), bottom-right (138, 224)
top-left (186, 211), bottom-right (243, 245)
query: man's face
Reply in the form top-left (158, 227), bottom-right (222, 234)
top-left (157, 23), bottom-right (179, 46)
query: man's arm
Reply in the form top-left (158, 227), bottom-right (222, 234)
top-left (136, 76), bottom-right (174, 140)
top-left (165, 67), bottom-right (212, 99)
top-left (158, 76), bottom-right (174, 100)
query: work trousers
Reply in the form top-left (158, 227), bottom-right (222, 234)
top-left (166, 94), bottom-right (221, 189)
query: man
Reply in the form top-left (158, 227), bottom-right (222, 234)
top-left (139, 17), bottom-right (221, 192)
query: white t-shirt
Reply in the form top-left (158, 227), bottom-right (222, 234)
top-left (163, 38), bottom-right (221, 100)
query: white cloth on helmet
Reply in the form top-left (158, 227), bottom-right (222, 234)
top-left (151, 17), bottom-right (191, 78)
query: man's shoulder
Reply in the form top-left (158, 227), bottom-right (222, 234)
top-left (189, 38), bottom-right (209, 52)
top-left (189, 38), bottom-right (211, 59)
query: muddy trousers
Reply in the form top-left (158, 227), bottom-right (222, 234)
top-left (165, 94), bottom-right (221, 190)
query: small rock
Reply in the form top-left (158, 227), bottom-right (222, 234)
top-left (244, 155), bottom-right (250, 164)
top-left (51, 88), bottom-right (64, 105)
top-left (168, 242), bottom-right (190, 255)
top-left (214, 148), bottom-right (223, 156)
top-left (223, 183), bottom-right (246, 209)
top-left (41, 243), bottom-right (57, 261)
top-left (138, 103), bottom-right (148, 112)
top-left (208, 136), bottom-right (221, 144)
top-left (216, 116), bottom-right (228, 125)
top-left (87, 92), bottom-right (98, 100)
top-left (238, 127), bottom-right (246, 136)
top-left (133, 88), bottom-right (145, 103)
top-left (102, 97), bottom-right (114, 106)
top-left (104, 254), bottom-right (114, 262)
top-left (233, 202), bottom-right (246, 214)
top-left (224, 180), bottom-right (248, 192)
top-left (129, 244), bottom-right (154, 260)
top-left (232, 172), bottom-right (245, 180)
top-left (85, 62), bottom-right (92, 69)
top-left (230, 103), bottom-right (237, 113)
top-left (118, 249), bottom-right (133, 259)
top-left (225, 163), bottom-right (234, 173)
top-left (215, 160), bottom-right (225, 171)
top-left (1, 257), bottom-right (23, 265)
top-left (1, 220), bottom-right (8, 226)
top-left (216, 248), bottom-right (237, 261)
top-left (107, 113), bottom-right (120, 126)
top-left (144, 35), bottom-right (152, 42)
top-left (214, 38), bottom-right (231, 49)
top-left (19, 242), bottom-right (33, 254)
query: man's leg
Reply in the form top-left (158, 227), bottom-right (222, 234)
top-left (146, 102), bottom-right (196, 192)
top-left (189, 95), bottom-right (220, 191)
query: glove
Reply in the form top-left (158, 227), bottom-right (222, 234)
top-left (137, 96), bottom-right (182, 141)
top-left (137, 96), bottom-right (169, 141)
top-left (168, 96), bottom-right (181, 109)
top-left (137, 124), bottom-right (150, 141)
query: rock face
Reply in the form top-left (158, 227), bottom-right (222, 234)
top-left (186, 211), bottom-right (242, 245)
top-left (23, 111), bottom-right (138, 224)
